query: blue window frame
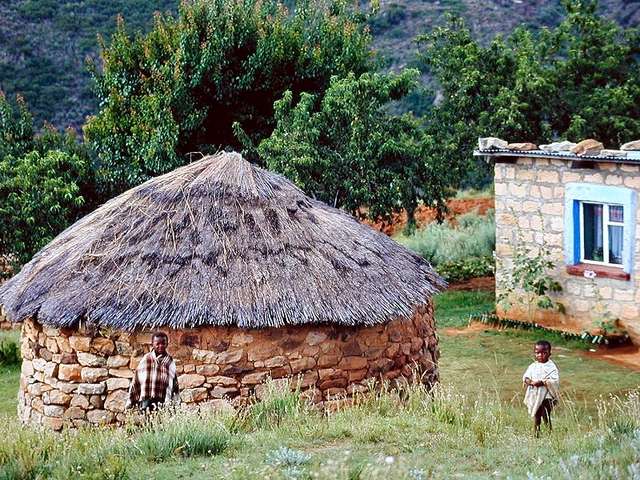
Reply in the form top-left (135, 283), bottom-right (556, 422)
top-left (564, 183), bottom-right (637, 273)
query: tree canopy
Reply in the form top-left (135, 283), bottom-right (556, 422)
top-left (420, 0), bottom-right (640, 188)
top-left (258, 70), bottom-right (449, 223)
top-left (0, 93), bottom-right (94, 268)
top-left (84, 0), bottom-right (373, 197)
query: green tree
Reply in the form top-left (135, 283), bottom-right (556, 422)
top-left (0, 93), bottom-right (95, 268)
top-left (419, 0), bottom-right (640, 188)
top-left (0, 150), bottom-right (91, 267)
top-left (85, 0), bottom-right (373, 197)
top-left (258, 70), bottom-right (449, 224)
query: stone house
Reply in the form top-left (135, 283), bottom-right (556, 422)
top-left (477, 139), bottom-right (640, 344)
top-left (0, 152), bottom-right (445, 430)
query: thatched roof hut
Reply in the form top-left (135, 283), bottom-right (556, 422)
top-left (1, 152), bottom-right (445, 429)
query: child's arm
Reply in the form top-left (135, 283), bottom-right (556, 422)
top-left (523, 377), bottom-right (544, 387)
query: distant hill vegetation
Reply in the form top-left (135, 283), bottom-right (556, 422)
top-left (0, 0), bottom-right (638, 129)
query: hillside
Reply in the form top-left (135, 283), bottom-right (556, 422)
top-left (0, 0), bottom-right (638, 129)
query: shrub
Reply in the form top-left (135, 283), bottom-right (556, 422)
top-left (131, 408), bottom-right (231, 461)
top-left (245, 378), bottom-right (308, 430)
top-left (395, 211), bottom-right (495, 268)
top-left (435, 256), bottom-right (494, 282)
top-left (0, 333), bottom-right (20, 366)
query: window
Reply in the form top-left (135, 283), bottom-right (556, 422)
top-left (579, 202), bottom-right (624, 267)
top-left (564, 183), bottom-right (636, 276)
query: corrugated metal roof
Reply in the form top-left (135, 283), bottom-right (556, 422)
top-left (473, 148), bottom-right (640, 164)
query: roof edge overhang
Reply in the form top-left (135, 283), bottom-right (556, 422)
top-left (473, 149), bottom-right (640, 165)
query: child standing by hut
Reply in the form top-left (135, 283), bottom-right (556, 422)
top-left (523, 340), bottom-right (560, 436)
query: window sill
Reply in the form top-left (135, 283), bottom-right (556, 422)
top-left (566, 263), bottom-right (630, 281)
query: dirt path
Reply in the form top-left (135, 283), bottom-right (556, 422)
top-left (582, 346), bottom-right (640, 372)
top-left (447, 276), bottom-right (495, 292)
top-left (443, 322), bottom-right (640, 371)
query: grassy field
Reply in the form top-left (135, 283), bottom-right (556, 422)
top-left (1, 291), bottom-right (639, 479)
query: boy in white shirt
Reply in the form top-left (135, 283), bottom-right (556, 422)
top-left (523, 340), bottom-right (560, 436)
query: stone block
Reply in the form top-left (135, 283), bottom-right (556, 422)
top-left (181, 387), bottom-right (208, 403)
top-left (292, 370), bottom-right (319, 389)
top-left (624, 176), bottom-right (640, 189)
top-left (211, 386), bottom-right (239, 399)
top-left (42, 416), bottom-right (64, 431)
top-left (241, 371), bottom-right (269, 385)
top-left (69, 336), bottom-right (91, 352)
top-left (231, 332), bottom-right (254, 346)
top-left (109, 368), bottom-right (134, 378)
top-left (178, 373), bottom-right (205, 389)
top-left (91, 338), bottom-right (115, 356)
top-left (56, 337), bottom-right (73, 354)
top-left (43, 362), bottom-right (58, 378)
top-left (290, 357), bottom-right (316, 373)
top-left (115, 341), bottom-right (134, 356)
top-left (90, 395), bottom-right (104, 409)
top-left (317, 354), bottom-right (341, 368)
top-left (43, 404), bottom-right (65, 417)
top-left (43, 327), bottom-right (60, 337)
top-left (207, 376), bottom-right (238, 387)
top-left (106, 378), bottom-right (131, 391)
top-left (348, 369), bottom-right (367, 382)
top-left (247, 344), bottom-right (280, 362)
top-left (605, 175), bottom-right (622, 186)
top-left (195, 364), bottom-right (220, 376)
top-left (22, 360), bottom-right (35, 377)
top-left (509, 183), bottom-right (527, 197)
top-left (64, 406), bottom-right (86, 420)
top-left (77, 383), bottom-right (106, 395)
top-left (33, 358), bottom-right (47, 372)
top-left (70, 394), bottom-right (90, 409)
top-left (537, 170), bottom-right (559, 183)
top-left (305, 331), bottom-right (327, 346)
top-left (106, 355), bottom-right (129, 368)
top-left (192, 349), bottom-right (217, 363)
top-left (55, 381), bottom-right (78, 394)
top-left (45, 338), bottom-right (59, 354)
top-left (338, 356), bottom-right (367, 371)
top-left (105, 390), bottom-right (129, 412)
top-left (81, 367), bottom-right (109, 383)
top-left (77, 352), bottom-right (106, 367)
top-left (87, 409), bottom-right (114, 425)
top-left (263, 356), bottom-right (287, 368)
top-left (43, 390), bottom-right (71, 406)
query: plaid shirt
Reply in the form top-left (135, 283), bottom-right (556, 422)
top-left (127, 350), bottom-right (179, 406)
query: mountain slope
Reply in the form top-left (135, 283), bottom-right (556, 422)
top-left (0, 0), bottom-right (637, 129)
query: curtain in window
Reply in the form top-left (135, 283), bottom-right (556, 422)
top-left (609, 225), bottom-right (623, 264)
top-left (583, 203), bottom-right (603, 261)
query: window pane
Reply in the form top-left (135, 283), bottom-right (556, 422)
top-left (583, 203), bottom-right (604, 261)
top-left (609, 205), bottom-right (624, 222)
top-left (609, 225), bottom-right (624, 265)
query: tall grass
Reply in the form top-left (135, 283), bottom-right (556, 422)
top-left (1, 378), bottom-right (639, 479)
top-left (395, 211), bottom-right (495, 266)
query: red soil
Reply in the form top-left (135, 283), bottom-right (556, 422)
top-left (447, 276), bottom-right (495, 292)
top-left (365, 197), bottom-right (494, 237)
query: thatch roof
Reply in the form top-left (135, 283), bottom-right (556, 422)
top-left (0, 152), bottom-right (445, 330)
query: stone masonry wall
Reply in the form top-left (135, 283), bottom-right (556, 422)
top-left (495, 158), bottom-right (640, 342)
top-left (18, 302), bottom-right (437, 430)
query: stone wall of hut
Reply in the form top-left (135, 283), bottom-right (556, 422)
top-left (18, 302), bottom-right (438, 430)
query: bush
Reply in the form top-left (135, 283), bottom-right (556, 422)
top-left (395, 211), bottom-right (495, 268)
top-left (0, 332), bottom-right (20, 366)
top-left (132, 408), bottom-right (231, 461)
top-left (436, 256), bottom-right (494, 282)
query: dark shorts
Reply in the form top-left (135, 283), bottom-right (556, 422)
top-left (535, 398), bottom-right (555, 418)
top-left (138, 398), bottom-right (165, 411)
